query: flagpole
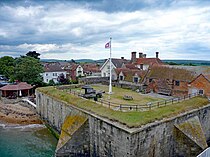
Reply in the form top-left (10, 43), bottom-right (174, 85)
top-left (109, 37), bottom-right (112, 94)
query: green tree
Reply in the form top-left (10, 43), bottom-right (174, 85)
top-left (14, 56), bottom-right (43, 85)
top-left (48, 79), bottom-right (56, 86)
top-left (0, 56), bottom-right (15, 78)
top-left (26, 51), bottom-right (40, 60)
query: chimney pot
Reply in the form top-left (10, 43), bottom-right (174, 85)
top-left (156, 52), bottom-right (159, 58)
top-left (139, 52), bottom-right (143, 58)
top-left (143, 54), bottom-right (146, 58)
top-left (121, 57), bottom-right (124, 59)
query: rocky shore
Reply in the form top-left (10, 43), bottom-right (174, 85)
top-left (0, 100), bottom-right (42, 125)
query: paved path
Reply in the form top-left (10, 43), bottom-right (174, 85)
top-left (139, 92), bottom-right (174, 99)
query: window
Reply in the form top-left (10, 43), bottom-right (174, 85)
top-left (175, 80), bottom-right (180, 86)
top-left (120, 75), bottom-right (124, 81)
top-left (133, 77), bottom-right (138, 83)
top-left (46, 79), bottom-right (48, 82)
top-left (140, 64), bottom-right (143, 70)
top-left (199, 89), bottom-right (204, 95)
top-left (149, 78), bottom-right (153, 83)
top-left (46, 73), bottom-right (48, 76)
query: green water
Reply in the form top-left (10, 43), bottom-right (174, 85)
top-left (0, 124), bottom-right (58, 157)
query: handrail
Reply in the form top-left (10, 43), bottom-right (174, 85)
top-left (60, 88), bottom-right (201, 112)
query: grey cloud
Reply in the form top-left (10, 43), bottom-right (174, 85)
top-left (0, 0), bottom-right (210, 60)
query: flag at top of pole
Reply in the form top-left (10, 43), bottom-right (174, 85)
top-left (105, 41), bottom-right (111, 49)
top-left (105, 37), bottom-right (112, 94)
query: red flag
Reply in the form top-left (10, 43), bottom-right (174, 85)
top-left (105, 41), bottom-right (111, 48)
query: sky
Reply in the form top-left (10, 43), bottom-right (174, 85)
top-left (0, 0), bottom-right (210, 60)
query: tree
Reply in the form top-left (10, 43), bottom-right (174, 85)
top-left (14, 56), bottom-right (43, 85)
top-left (0, 56), bottom-right (15, 79)
top-left (48, 79), bottom-right (56, 86)
top-left (26, 51), bottom-right (40, 60)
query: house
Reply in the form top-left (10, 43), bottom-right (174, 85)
top-left (69, 64), bottom-right (84, 81)
top-left (82, 63), bottom-right (101, 77)
top-left (0, 82), bottom-right (33, 98)
top-left (188, 74), bottom-right (210, 97)
top-left (131, 51), bottom-right (164, 70)
top-left (42, 63), bottom-right (67, 83)
top-left (100, 57), bottom-right (130, 80)
top-left (115, 68), bottom-right (146, 83)
top-left (145, 66), bottom-right (195, 96)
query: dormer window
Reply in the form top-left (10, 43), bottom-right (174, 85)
top-left (149, 78), bottom-right (153, 83)
top-left (175, 80), bottom-right (180, 86)
top-left (120, 75), bottom-right (124, 81)
top-left (140, 64), bottom-right (143, 70)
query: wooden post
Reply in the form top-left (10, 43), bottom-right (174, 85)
top-left (136, 105), bottom-right (137, 111)
top-left (109, 102), bottom-right (110, 108)
top-left (184, 95), bottom-right (185, 100)
top-left (120, 104), bottom-right (121, 111)
top-left (172, 99), bottom-right (173, 104)
top-left (165, 100), bottom-right (166, 106)
top-left (157, 102), bottom-right (159, 108)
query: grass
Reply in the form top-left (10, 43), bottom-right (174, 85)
top-left (37, 86), bottom-right (209, 128)
top-left (71, 84), bottom-right (163, 105)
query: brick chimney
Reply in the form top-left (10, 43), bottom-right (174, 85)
top-left (121, 57), bottom-right (124, 59)
top-left (131, 52), bottom-right (137, 63)
top-left (143, 54), bottom-right (146, 58)
top-left (156, 52), bottom-right (159, 58)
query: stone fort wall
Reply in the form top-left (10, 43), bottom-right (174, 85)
top-left (36, 90), bottom-right (210, 157)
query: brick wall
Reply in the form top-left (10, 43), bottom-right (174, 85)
top-left (189, 75), bottom-right (210, 97)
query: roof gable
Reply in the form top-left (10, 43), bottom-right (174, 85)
top-left (100, 58), bottom-right (130, 70)
top-left (189, 73), bottom-right (210, 84)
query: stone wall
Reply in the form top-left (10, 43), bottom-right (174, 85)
top-left (36, 90), bottom-right (210, 157)
top-left (79, 77), bottom-right (109, 84)
top-left (129, 105), bottom-right (210, 157)
top-left (89, 116), bottom-right (131, 157)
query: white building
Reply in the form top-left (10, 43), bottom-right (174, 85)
top-left (100, 58), bottom-right (130, 80)
top-left (42, 63), bottom-right (67, 83)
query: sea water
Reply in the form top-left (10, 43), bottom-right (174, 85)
top-left (0, 123), bottom-right (58, 157)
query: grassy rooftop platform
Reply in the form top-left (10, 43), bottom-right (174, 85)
top-left (37, 86), bottom-right (209, 128)
top-left (71, 84), bottom-right (163, 105)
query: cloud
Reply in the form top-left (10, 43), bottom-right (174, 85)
top-left (0, 0), bottom-right (210, 60)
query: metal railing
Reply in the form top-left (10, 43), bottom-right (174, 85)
top-left (59, 87), bottom-right (202, 112)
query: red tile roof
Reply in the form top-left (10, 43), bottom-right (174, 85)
top-left (82, 63), bottom-right (100, 73)
top-left (123, 63), bottom-right (139, 70)
top-left (0, 82), bottom-right (33, 91)
top-left (71, 64), bottom-right (80, 71)
top-left (204, 74), bottom-right (210, 81)
top-left (136, 58), bottom-right (164, 66)
top-left (148, 66), bottom-right (195, 81)
top-left (115, 68), bottom-right (146, 82)
top-left (44, 63), bottom-right (64, 72)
